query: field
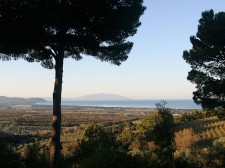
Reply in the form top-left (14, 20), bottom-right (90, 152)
top-left (1, 103), bottom-right (225, 167)
top-left (1, 104), bottom-right (225, 147)
top-left (174, 115), bottom-right (225, 150)
top-left (0, 104), bottom-right (153, 135)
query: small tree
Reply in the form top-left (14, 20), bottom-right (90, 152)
top-left (138, 101), bottom-right (175, 168)
top-left (0, 1), bottom-right (145, 167)
top-left (183, 10), bottom-right (225, 110)
top-left (154, 101), bottom-right (174, 168)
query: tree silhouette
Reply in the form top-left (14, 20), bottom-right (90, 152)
top-left (0, 0), bottom-right (145, 167)
top-left (183, 10), bottom-right (225, 110)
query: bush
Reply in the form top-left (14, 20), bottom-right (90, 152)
top-left (79, 148), bottom-right (147, 168)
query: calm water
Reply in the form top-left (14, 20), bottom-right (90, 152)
top-left (37, 100), bottom-right (201, 109)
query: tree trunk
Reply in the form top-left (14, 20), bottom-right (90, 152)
top-left (50, 49), bottom-right (64, 168)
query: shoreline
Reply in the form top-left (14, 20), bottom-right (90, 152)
top-left (32, 104), bottom-right (198, 115)
top-left (0, 102), bottom-right (201, 112)
top-left (35, 99), bottom-right (201, 110)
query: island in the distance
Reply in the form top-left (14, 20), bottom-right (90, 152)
top-left (64, 93), bottom-right (132, 101)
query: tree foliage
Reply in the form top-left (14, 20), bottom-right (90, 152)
top-left (0, 0), bottom-right (145, 67)
top-left (0, 1), bottom-right (145, 166)
top-left (183, 10), bottom-right (225, 110)
top-left (131, 101), bottom-right (175, 168)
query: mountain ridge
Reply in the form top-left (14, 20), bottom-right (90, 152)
top-left (71, 93), bottom-right (131, 101)
top-left (0, 96), bottom-right (46, 103)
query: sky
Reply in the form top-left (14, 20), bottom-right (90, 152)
top-left (1, 0), bottom-right (225, 100)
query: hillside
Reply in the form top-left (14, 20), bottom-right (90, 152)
top-left (0, 96), bottom-right (46, 103)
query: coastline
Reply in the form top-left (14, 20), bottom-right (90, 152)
top-left (36, 99), bottom-right (201, 110)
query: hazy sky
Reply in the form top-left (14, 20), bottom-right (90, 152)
top-left (1, 0), bottom-right (225, 100)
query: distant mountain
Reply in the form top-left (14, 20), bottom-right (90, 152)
top-left (73, 93), bottom-right (131, 101)
top-left (0, 96), bottom-right (46, 103)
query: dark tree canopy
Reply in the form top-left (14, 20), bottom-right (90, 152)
top-left (0, 1), bottom-right (145, 167)
top-left (0, 0), bottom-right (145, 67)
top-left (183, 10), bottom-right (225, 109)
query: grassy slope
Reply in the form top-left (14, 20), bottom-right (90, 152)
top-left (174, 116), bottom-right (225, 149)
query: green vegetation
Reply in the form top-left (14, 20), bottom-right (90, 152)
top-left (1, 103), bottom-right (225, 167)
top-left (0, 1), bottom-right (145, 166)
top-left (174, 113), bottom-right (225, 168)
top-left (0, 102), bottom-right (175, 168)
top-left (183, 10), bottom-right (225, 110)
top-left (175, 10), bottom-right (225, 167)
top-left (0, 3), bottom-right (225, 168)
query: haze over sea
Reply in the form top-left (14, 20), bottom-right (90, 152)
top-left (38, 99), bottom-right (201, 109)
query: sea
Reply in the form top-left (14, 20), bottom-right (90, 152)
top-left (37, 100), bottom-right (201, 109)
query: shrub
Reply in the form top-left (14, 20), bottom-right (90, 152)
top-left (175, 128), bottom-right (199, 150)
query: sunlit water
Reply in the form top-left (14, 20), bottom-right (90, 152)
top-left (37, 100), bottom-right (201, 109)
